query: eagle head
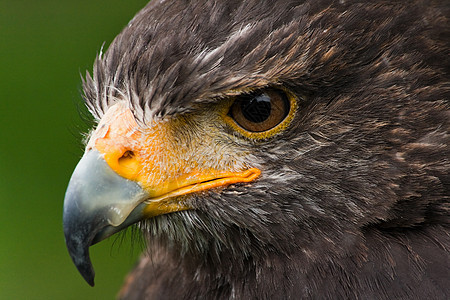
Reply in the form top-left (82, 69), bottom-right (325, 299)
top-left (63, 0), bottom-right (449, 298)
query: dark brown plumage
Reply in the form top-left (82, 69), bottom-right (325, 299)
top-left (65, 0), bottom-right (449, 299)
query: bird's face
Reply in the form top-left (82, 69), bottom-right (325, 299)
top-left (64, 0), bottom-right (444, 287)
top-left (64, 83), bottom-right (303, 285)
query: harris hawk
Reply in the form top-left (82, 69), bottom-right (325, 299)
top-left (63, 0), bottom-right (450, 299)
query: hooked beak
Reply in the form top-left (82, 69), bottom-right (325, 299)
top-left (63, 150), bottom-right (148, 286)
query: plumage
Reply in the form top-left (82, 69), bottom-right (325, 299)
top-left (64, 0), bottom-right (449, 299)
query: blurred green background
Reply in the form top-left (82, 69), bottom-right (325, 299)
top-left (0, 1), bottom-right (148, 298)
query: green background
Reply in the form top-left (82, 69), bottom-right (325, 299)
top-left (1, 1), bottom-right (149, 299)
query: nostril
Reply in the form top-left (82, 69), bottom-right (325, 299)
top-left (113, 150), bottom-right (140, 180)
top-left (118, 150), bottom-right (135, 164)
top-left (122, 151), bottom-right (134, 159)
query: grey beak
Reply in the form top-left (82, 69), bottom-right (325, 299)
top-left (63, 150), bottom-right (148, 286)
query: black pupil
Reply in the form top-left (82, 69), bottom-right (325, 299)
top-left (240, 93), bottom-right (271, 123)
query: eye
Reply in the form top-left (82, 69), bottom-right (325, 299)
top-left (227, 88), bottom-right (294, 135)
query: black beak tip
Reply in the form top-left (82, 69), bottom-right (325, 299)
top-left (65, 235), bottom-right (96, 286)
top-left (77, 260), bottom-right (95, 287)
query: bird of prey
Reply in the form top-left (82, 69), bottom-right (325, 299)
top-left (63, 0), bottom-right (449, 299)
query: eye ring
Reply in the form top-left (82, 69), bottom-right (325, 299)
top-left (222, 88), bottom-right (298, 139)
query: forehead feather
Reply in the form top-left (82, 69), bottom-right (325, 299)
top-left (82, 0), bottom-right (316, 122)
